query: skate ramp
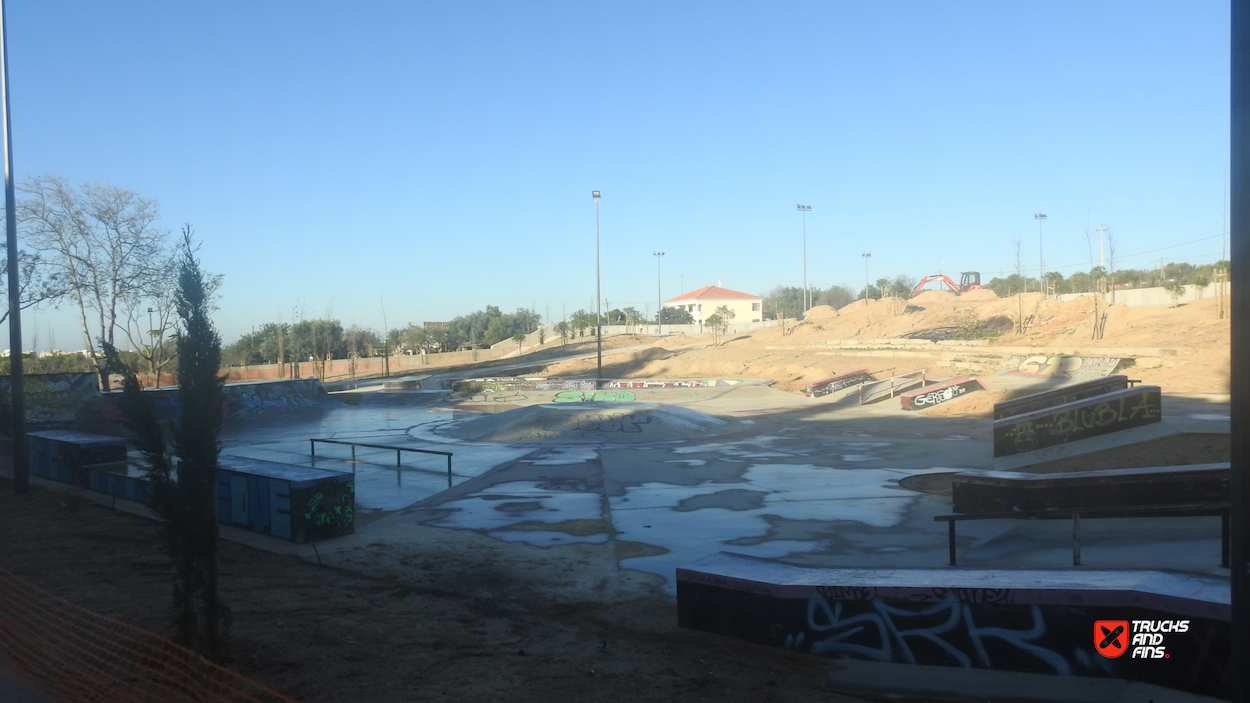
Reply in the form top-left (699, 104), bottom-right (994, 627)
top-left (437, 402), bottom-right (729, 444)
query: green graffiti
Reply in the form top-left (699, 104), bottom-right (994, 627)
top-left (554, 391), bottom-right (636, 403)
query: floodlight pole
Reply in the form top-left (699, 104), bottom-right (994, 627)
top-left (592, 191), bottom-right (602, 388)
top-left (797, 205), bottom-right (811, 312)
top-left (653, 252), bottom-right (665, 335)
top-left (862, 253), bottom-right (871, 304)
top-left (1035, 213), bottom-right (1047, 295)
top-left (1228, 2), bottom-right (1249, 698)
top-left (1, 0), bottom-right (27, 494)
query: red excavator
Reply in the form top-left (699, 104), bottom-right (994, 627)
top-left (908, 271), bottom-right (983, 298)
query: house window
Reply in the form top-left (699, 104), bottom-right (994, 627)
top-left (752, 303), bottom-right (760, 311)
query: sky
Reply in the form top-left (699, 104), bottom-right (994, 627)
top-left (5, 1), bottom-right (1231, 350)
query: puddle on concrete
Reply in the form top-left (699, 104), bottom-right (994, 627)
top-left (426, 480), bottom-right (608, 547)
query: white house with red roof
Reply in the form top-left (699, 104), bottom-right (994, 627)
top-left (664, 285), bottom-right (764, 325)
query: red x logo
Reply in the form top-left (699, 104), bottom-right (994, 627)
top-left (1095, 620), bottom-right (1130, 658)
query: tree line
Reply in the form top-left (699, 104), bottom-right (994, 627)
top-left (983, 260), bottom-right (1230, 298)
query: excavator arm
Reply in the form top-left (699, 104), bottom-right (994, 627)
top-left (909, 274), bottom-right (961, 298)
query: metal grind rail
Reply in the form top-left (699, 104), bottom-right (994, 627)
top-left (310, 438), bottom-right (455, 487)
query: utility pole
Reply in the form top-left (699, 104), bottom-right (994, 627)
top-left (653, 252), bottom-right (665, 334)
top-left (797, 205), bottom-right (812, 312)
top-left (1034, 213), bottom-right (1048, 296)
top-left (592, 190), bottom-right (602, 387)
top-left (2, 0), bottom-right (29, 493)
top-left (1227, 2), bottom-right (1249, 696)
top-left (1096, 224), bottom-right (1107, 270)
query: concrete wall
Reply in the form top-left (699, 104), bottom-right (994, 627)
top-left (223, 346), bottom-right (508, 384)
top-left (1056, 282), bottom-right (1229, 308)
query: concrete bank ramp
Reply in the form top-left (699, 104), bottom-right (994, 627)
top-left (438, 402), bottom-right (729, 444)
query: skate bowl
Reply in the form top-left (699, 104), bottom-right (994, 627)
top-left (436, 401), bottom-right (730, 444)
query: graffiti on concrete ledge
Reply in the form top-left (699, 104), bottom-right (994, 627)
top-left (789, 592), bottom-right (1074, 675)
top-left (901, 377), bottom-right (984, 411)
top-left (993, 386), bottom-right (1161, 456)
top-left (1002, 355), bottom-right (1126, 381)
top-left (553, 391), bottom-right (636, 403)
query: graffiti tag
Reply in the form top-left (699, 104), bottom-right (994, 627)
top-left (553, 391), bottom-right (636, 403)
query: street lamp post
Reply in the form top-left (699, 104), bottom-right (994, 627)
top-left (797, 204), bottom-right (812, 312)
top-left (1034, 213), bottom-right (1047, 295)
top-left (593, 190), bottom-right (601, 387)
top-left (653, 251), bottom-right (665, 335)
top-left (862, 253), bottom-right (872, 303)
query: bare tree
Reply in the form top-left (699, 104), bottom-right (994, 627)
top-left (119, 248), bottom-right (222, 388)
top-left (19, 175), bottom-right (169, 389)
top-left (1104, 227), bottom-right (1119, 273)
top-left (0, 251), bottom-right (69, 325)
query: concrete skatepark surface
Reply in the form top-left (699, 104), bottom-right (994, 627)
top-left (211, 358), bottom-right (1232, 602)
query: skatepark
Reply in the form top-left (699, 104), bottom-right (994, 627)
top-left (3, 292), bottom-right (1235, 701)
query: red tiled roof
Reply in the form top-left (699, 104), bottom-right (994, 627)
top-left (665, 286), bottom-right (761, 303)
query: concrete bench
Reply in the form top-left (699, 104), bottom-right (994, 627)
top-left (950, 463), bottom-right (1230, 513)
top-left (933, 502), bottom-right (1230, 567)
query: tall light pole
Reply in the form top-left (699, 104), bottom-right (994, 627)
top-left (862, 252), bottom-right (871, 304)
top-left (592, 190), bottom-right (601, 387)
top-left (2, 0), bottom-right (29, 493)
top-left (797, 204), bottom-right (812, 312)
top-left (653, 251), bottom-right (665, 335)
top-left (1034, 213), bottom-right (1047, 295)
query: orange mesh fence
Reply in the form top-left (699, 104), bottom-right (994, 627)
top-left (0, 567), bottom-right (299, 703)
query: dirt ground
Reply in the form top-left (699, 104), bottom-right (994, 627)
top-left (0, 478), bottom-right (890, 703)
top-left (541, 291), bottom-right (1231, 397)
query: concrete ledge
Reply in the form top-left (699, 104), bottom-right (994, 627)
top-left (825, 659), bottom-right (1225, 703)
top-left (677, 552), bottom-right (1231, 700)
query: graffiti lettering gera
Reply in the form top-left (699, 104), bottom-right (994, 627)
top-left (901, 377), bottom-right (984, 411)
top-left (553, 391), bottom-right (636, 402)
top-left (993, 386), bottom-right (1162, 457)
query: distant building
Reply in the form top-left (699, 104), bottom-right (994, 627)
top-left (664, 285), bottom-right (764, 324)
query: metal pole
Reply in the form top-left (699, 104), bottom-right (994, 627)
top-left (1, 0), bottom-right (25, 493)
top-left (594, 192), bottom-right (602, 388)
top-left (802, 209), bottom-right (808, 312)
top-left (654, 252), bottom-right (664, 335)
top-left (446, 454), bottom-right (452, 488)
top-left (1035, 213), bottom-right (1047, 296)
top-left (1229, 3), bottom-right (1249, 697)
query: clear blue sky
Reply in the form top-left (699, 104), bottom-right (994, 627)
top-left (8, 1), bottom-right (1230, 350)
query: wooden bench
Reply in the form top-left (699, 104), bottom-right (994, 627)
top-left (934, 502), bottom-right (1230, 567)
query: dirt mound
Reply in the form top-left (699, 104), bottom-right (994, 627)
top-left (910, 290), bottom-right (962, 305)
top-left (802, 304), bottom-right (838, 320)
top-left (960, 289), bottom-right (999, 301)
